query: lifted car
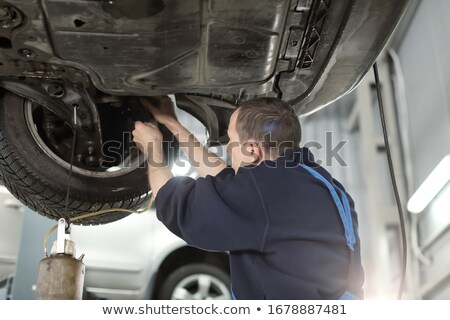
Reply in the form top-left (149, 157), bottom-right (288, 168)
top-left (0, 0), bottom-right (407, 224)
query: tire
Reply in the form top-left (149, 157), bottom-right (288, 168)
top-left (157, 264), bottom-right (231, 300)
top-left (0, 92), bottom-right (164, 224)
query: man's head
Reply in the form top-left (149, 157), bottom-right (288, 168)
top-left (226, 97), bottom-right (301, 172)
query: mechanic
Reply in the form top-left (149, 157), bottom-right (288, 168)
top-left (132, 96), bottom-right (365, 300)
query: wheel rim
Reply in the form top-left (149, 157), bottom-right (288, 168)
top-left (171, 273), bottom-right (231, 300)
top-left (24, 100), bottom-right (144, 178)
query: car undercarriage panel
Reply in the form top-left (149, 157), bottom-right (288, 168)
top-left (0, 0), bottom-right (408, 114)
top-left (45, 0), bottom-right (286, 88)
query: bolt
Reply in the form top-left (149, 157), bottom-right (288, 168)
top-left (18, 48), bottom-right (35, 58)
top-left (47, 84), bottom-right (65, 98)
top-left (85, 155), bottom-right (98, 167)
top-left (77, 154), bottom-right (83, 162)
top-left (87, 146), bottom-right (95, 155)
top-left (245, 50), bottom-right (258, 58)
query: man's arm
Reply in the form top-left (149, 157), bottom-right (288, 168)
top-left (132, 121), bottom-right (173, 197)
top-left (140, 97), bottom-right (227, 177)
top-left (154, 168), bottom-right (268, 252)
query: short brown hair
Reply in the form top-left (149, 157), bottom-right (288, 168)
top-left (235, 97), bottom-right (301, 157)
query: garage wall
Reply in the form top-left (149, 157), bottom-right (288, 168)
top-left (301, 95), bottom-right (357, 184)
top-left (397, 0), bottom-right (450, 299)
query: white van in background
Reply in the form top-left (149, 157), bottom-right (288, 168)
top-left (71, 209), bottom-right (231, 300)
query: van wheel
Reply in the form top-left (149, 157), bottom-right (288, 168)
top-left (157, 264), bottom-right (231, 300)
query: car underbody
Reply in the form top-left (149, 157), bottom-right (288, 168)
top-left (0, 0), bottom-right (408, 223)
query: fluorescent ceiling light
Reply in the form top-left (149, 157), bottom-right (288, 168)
top-left (407, 155), bottom-right (450, 214)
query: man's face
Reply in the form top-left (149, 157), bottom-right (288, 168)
top-left (226, 110), bottom-right (256, 172)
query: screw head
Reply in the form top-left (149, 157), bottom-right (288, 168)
top-left (18, 48), bottom-right (35, 58)
top-left (47, 84), bottom-right (65, 98)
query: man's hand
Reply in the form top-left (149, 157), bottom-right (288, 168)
top-left (139, 96), bottom-right (178, 129)
top-left (132, 121), bottom-right (174, 198)
top-left (138, 95), bottom-right (227, 178)
top-left (132, 121), bottom-right (164, 165)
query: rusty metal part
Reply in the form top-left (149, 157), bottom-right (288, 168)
top-left (35, 255), bottom-right (85, 300)
top-left (36, 218), bottom-right (85, 300)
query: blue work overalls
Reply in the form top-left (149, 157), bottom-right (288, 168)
top-left (232, 164), bottom-right (360, 300)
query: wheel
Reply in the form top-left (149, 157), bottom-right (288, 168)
top-left (157, 264), bottom-right (231, 300)
top-left (0, 92), bottom-right (176, 224)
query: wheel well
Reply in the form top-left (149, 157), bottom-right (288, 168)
top-left (150, 246), bottom-right (230, 299)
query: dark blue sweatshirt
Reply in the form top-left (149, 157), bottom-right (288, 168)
top-left (155, 147), bottom-right (365, 299)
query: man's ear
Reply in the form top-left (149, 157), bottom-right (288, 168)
top-left (249, 141), bottom-right (264, 164)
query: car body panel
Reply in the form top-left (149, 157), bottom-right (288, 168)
top-left (0, 0), bottom-right (408, 114)
top-left (291, 0), bottom-right (410, 115)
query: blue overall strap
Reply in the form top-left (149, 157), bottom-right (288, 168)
top-left (333, 183), bottom-right (356, 251)
top-left (298, 164), bottom-right (356, 251)
top-left (339, 291), bottom-right (359, 300)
